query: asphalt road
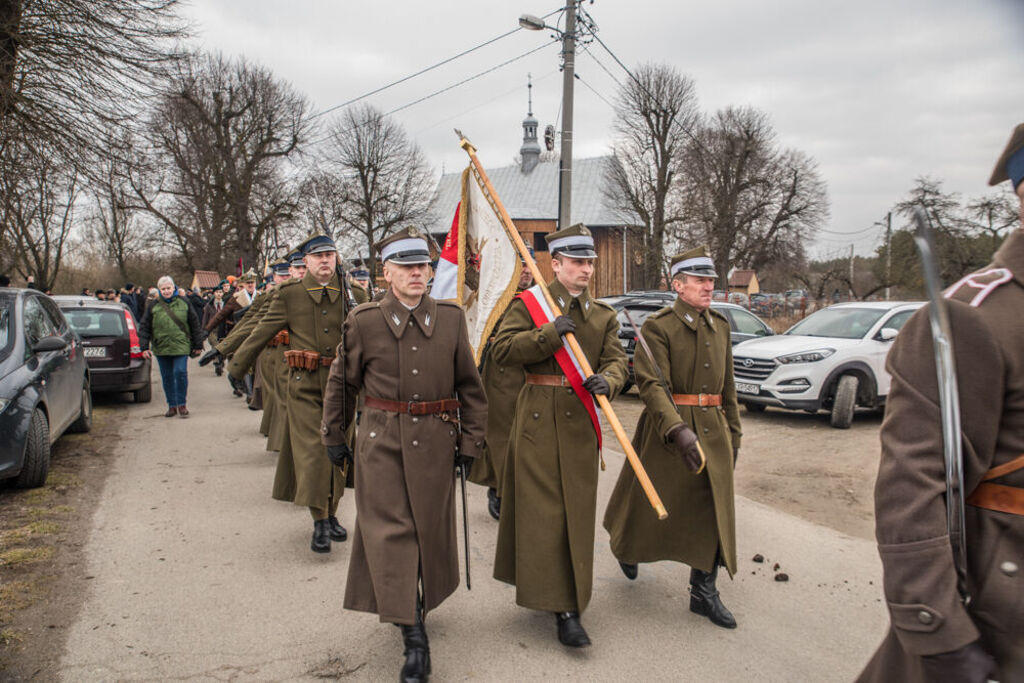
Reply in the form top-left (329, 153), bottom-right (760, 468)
top-left (57, 361), bottom-right (889, 681)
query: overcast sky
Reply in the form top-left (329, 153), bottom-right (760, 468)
top-left (181, 0), bottom-right (1024, 258)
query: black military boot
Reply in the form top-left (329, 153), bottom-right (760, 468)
top-left (555, 612), bottom-right (591, 648)
top-left (311, 519), bottom-right (331, 553)
top-left (619, 561), bottom-right (638, 580)
top-left (327, 515), bottom-right (348, 542)
top-left (689, 564), bottom-right (736, 629)
top-left (399, 621), bottom-right (431, 682)
top-left (486, 487), bottom-right (501, 521)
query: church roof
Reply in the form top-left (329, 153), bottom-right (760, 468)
top-left (426, 156), bottom-right (639, 234)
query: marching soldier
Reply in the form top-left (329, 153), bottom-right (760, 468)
top-left (228, 234), bottom-right (363, 553)
top-left (491, 224), bottom-right (628, 648)
top-left (602, 246), bottom-right (743, 629)
top-left (858, 126), bottom-right (1024, 681)
top-left (468, 252), bottom-right (534, 520)
top-left (321, 227), bottom-right (487, 683)
top-left (348, 266), bottom-right (373, 300)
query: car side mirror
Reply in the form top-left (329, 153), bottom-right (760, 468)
top-left (878, 327), bottom-right (899, 341)
top-left (33, 335), bottom-right (67, 353)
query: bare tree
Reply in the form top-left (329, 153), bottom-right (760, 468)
top-left (128, 52), bottom-right (310, 272)
top-left (0, 142), bottom-right (79, 289)
top-left (676, 106), bottom-right (829, 289)
top-left (0, 0), bottom-right (186, 164)
top-left (604, 63), bottom-right (699, 288)
top-left (322, 103), bottom-right (435, 276)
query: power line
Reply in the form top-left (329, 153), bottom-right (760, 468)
top-left (310, 9), bottom-right (562, 121)
top-left (310, 39), bottom-right (558, 147)
top-left (576, 72), bottom-right (615, 111)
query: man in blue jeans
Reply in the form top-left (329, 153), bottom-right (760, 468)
top-left (138, 275), bottom-right (204, 417)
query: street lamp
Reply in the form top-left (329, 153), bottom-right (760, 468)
top-left (520, 3), bottom-right (576, 230)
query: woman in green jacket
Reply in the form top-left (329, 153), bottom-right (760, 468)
top-left (138, 276), bottom-right (203, 417)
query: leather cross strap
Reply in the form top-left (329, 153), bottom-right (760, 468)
top-left (967, 453), bottom-right (1024, 516)
top-left (525, 373), bottom-right (569, 387)
top-left (672, 393), bottom-right (723, 407)
top-left (365, 395), bottom-right (461, 416)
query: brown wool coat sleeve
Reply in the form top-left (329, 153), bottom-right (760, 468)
top-left (322, 308), bottom-right (364, 447)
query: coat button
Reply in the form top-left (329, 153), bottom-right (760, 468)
top-left (1000, 561), bottom-right (1019, 576)
top-left (566, 387), bottom-right (573, 394)
top-left (532, 412), bottom-right (539, 419)
top-left (369, 431), bottom-right (377, 438)
top-left (705, 341), bottom-right (710, 347)
top-left (702, 385), bottom-right (708, 390)
top-left (565, 411), bottom-right (572, 417)
top-left (412, 368), bottom-right (419, 375)
top-left (323, 327), bottom-right (329, 333)
top-left (411, 346), bottom-right (418, 351)
top-left (413, 393), bottom-right (420, 400)
top-left (408, 320), bottom-right (413, 326)
top-left (322, 310), bottom-right (327, 315)
top-left (538, 335), bottom-right (546, 343)
top-left (703, 362), bottom-right (710, 368)
top-left (412, 440), bottom-right (419, 446)
top-left (702, 407), bottom-right (708, 412)
top-left (412, 417), bottom-right (419, 424)
top-left (499, 367), bottom-right (504, 373)
top-left (917, 610), bottom-right (933, 625)
top-left (703, 427), bottom-right (709, 433)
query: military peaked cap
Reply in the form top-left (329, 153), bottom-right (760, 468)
top-left (238, 268), bottom-right (259, 283)
top-left (670, 246), bottom-right (718, 279)
top-left (271, 259), bottom-right (290, 276)
top-left (989, 123), bottom-right (1024, 189)
top-left (379, 227), bottom-right (431, 264)
top-left (546, 223), bottom-right (596, 258)
top-left (301, 233), bottom-right (337, 255)
top-left (287, 249), bottom-right (305, 267)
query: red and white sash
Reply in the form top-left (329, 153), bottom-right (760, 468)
top-left (518, 285), bottom-right (602, 448)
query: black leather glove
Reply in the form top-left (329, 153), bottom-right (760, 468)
top-left (552, 315), bottom-right (575, 337)
top-left (327, 444), bottom-right (353, 469)
top-left (582, 373), bottom-right (610, 396)
top-left (667, 424), bottom-right (703, 473)
top-left (198, 329), bottom-right (210, 342)
top-left (455, 452), bottom-right (473, 477)
top-left (198, 347), bottom-right (222, 366)
top-left (920, 641), bottom-right (997, 683)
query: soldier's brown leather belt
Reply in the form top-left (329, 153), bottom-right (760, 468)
top-left (672, 393), bottom-right (722, 407)
top-left (525, 373), bottom-right (569, 387)
top-left (364, 396), bottom-right (461, 416)
top-left (284, 349), bottom-right (334, 371)
top-left (267, 330), bottom-right (289, 347)
top-left (967, 453), bottom-right (1024, 516)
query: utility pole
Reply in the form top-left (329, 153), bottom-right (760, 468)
top-left (848, 243), bottom-right (855, 300)
top-left (557, 0), bottom-right (576, 230)
top-left (885, 212), bottom-right (892, 301)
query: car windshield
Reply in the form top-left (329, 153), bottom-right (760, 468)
top-left (785, 307), bottom-right (887, 339)
top-left (60, 307), bottom-right (126, 338)
top-left (0, 295), bottom-right (12, 363)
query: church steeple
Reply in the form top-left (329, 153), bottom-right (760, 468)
top-left (520, 74), bottom-right (541, 174)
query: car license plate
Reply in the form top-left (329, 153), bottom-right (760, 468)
top-left (83, 347), bottom-right (107, 358)
top-left (735, 381), bottom-right (759, 395)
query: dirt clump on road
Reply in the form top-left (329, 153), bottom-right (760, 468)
top-left (0, 400), bottom-right (125, 680)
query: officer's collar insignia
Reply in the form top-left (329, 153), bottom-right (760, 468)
top-left (424, 313), bottom-right (431, 327)
top-left (391, 312), bottom-right (401, 326)
top-left (684, 313), bottom-right (694, 323)
top-left (557, 296), bottom-right (565, 308)
top-left (584, 300), bottom-right (589, 310)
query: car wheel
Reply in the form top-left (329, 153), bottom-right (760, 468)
top-left (14, 409), bottom-right (50, 488)
top-left (830, 375), bottom-right (858, 429)
top-left (134, 381), bottom-right (152, 404)
top-left (68, 384), bottom-right (93, 433)
top-left (744, 403), bottom-right (766, 413)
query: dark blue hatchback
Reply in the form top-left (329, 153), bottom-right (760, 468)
top-left (0, 288), bottom-right (91, 488)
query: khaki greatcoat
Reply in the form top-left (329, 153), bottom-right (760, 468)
top-left (229, 271), bottom-right (350, 509)
top-left (321, 291), bottom-right (487, 624)
top-left (858, 230), bottom-right (1024, 682)
top-left (491, 280), bottom-right (628, 613)
top-left (468, 294), bottom-right (527, 491)
top-left (603, 298), bottom-right (742, 575)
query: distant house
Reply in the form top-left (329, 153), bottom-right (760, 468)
top-left (728, 269), bottom-right (759, 295)
top-left (191, 270), bottom-right (221, 291)
top-left (425, 91), bottom-right (642, 297)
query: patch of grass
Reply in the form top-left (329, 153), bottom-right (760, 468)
top-left (27, 521), bottom-right (60, 535)
top-left (0, 629), bottom-right (23, 646)
top-left (27, 505), bottom-right (72, 519)
top-left (0, 547), bottom-right (54, 567)
top-left (0, 581), bottom-right (39, 617)
top-left (0, 521), bottom-right (60, 546)
top-left (20, 489), bottom-right (52, 505)
top-left (45, 472), bottom-right (80, 488)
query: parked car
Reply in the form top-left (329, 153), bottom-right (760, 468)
top-left (0, 288), bottom-right (92, 488)
top-left (599, 291), bottom-right (774, 391)
top-left (52, 296), bottom-right (152, 403)
top-left (731, 301), bottom-right (923, 428)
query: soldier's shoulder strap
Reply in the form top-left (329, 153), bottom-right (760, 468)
top-left (943, 267), bottom-right (1014, 308)
top-left (351, 301), bottom-right (381, 317)
top-left (592, 299), bottom-right (617, 313)
top-left (649, 306), bottom-right (674, 320)
top-left (435, 300), bottom-right (462, 310)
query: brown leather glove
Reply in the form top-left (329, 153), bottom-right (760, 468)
top-left (667, 424), bottom-right (702, 473)
top-left (920, 640), bottom-right (997, 683)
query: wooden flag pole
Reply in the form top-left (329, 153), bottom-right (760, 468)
top-left (457, 131), bottom-right (668, 520)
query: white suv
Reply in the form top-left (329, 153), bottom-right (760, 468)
top-left (731, 301), bottom-right (923, 428)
